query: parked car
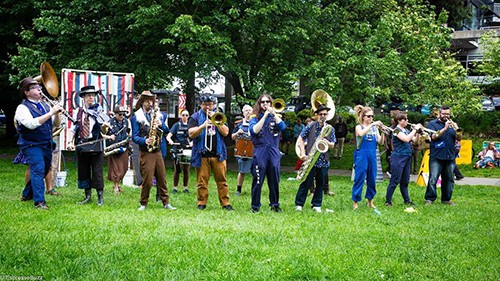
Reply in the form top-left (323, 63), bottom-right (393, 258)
top-left (284, 96), bottom-right (310, 113)
top-left (0, 109), bottom-right (5, 126)
top-left (481, 97), bottom-right (500, 111)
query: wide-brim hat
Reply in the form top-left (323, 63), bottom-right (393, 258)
top-left (135, 91), bottom-right (156, 110)
top-left (78, 85), bottom-right (100, 97)
top-left (113, 105), bottom-right (129, 113)
top-left (314, 104), bottom-right (331, 114)
top-left (19, 77), bottom-right (39, 95)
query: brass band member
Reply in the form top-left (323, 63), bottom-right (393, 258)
top-left (188, 94), bottom-right (233, 211)
top-left (166, 109), bottom-right (192, 193)
top-left (131, 91), bottom-right (175, 211)
top-left (67, 85), bottom-right (109, 206)
top-left (425, 105), bottom-right (461, 205)
top-left (15, 77), bottom-right (62, 209)
top-left (294, 105), bottom-right (335, 213)
top-left (106, 106), bottom-right (131, 193)
top-left (231, 104), bottom-right (253, 196)
top-left (248, 94), bottom-right (286, 213)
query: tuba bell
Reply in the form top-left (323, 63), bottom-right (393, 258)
top-left (311, 89), bottom-right (335, 121)
top-left (272, 98), bottom-right (286, 113)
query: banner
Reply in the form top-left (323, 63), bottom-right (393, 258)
top-left (59, 69), bottom-right (135, 151)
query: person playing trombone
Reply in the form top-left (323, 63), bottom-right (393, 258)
top-left (188, 94), bottom-right (233, 211)
top-left (384, 113), bottom-right (421, 207)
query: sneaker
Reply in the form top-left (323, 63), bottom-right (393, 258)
top-left (222, 205), bottom-right (234, 211)
top-left (441, 200), bottom-right (456, 206)
top-left (35, 202), bottom-right (49, 210)
top-left (164, 204), bottom-right (177, 210)
top-left (197, 205), bottom-right (206, 210)
top-left (455, 176), bottom-right (464, 181)
top-left (251, 208), bottom-right (260, 213)
top-left (295, 205), bottom-right (303, 211)
top-left (385, 202), bottom-right (393, 207)
top-left (138, 205), bottom-right (146, 211)
top-left (183, 189), bottom-right (189, 193)
top-left (312, 206), bottom-right (322, 213)
top-left (405, 201), bottom-right (415, 206)
top-left (235, 191), bottom-right (241, 196)
top-left (172, 189), bottom-right (178, 194)
top-left (46, 189), bottom-right (61, 196)
top-left (270, 206), bottom-right (283, 213)
top-left (324, 191), bottom-right (335, 196)
top-left (424, 200), bottom-right (433, 205)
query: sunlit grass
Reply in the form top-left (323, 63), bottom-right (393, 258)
top-left (0, 154), bottom-right (498, 280)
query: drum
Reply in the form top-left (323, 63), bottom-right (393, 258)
top-left (179, 148), bottom-right (192, 164)
top-left (234, 138), bottom-right (253, 159)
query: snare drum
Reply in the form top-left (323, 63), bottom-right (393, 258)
top-left (234, 138), bottom-right (254, 159)
top-left (179, 148), bottom-right (192, 164)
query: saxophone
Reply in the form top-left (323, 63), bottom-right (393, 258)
top-left (147, 107), bottom-right (163, 152)
top-left (296, 124), bottom-right (333, 182)
top-left (104, 138), bottom-right (130, 156)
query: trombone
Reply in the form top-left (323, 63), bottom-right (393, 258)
top-left (204, 108), bottom-right (227, 151)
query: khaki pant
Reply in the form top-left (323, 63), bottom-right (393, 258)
top-left (139, 150), bottom-right (169, 206)
top-left (196, 157), bottom-right (230, 207)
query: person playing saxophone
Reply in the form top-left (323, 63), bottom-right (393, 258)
top-left (131, 91), bottom-right (175, 211)
top-left (294, 105), bottom-right (335, 213)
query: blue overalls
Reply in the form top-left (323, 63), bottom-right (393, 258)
top-left (352, 126), bottom-right (378, 202)
top-left (249, 114), bottom-right (286, 210)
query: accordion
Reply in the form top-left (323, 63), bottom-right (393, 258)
top-left (76, 139), bottom-right (104, 153)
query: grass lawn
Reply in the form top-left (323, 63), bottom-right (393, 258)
top-left (0, 153), bottom-right (499, 280)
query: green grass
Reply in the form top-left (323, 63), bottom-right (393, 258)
top-left (0, 154), bottom-right (499, 280)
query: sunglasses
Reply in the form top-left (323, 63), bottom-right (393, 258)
top-left (318, 113), bottom-right (328, 116)
top-left (181, 114), bottom-right (189, 116)
top-left (260, 100), bottom-right (271, 104)
top-left (200, 95), bottom-right (216, 102)
top-left (117, 113), bottom-right (126, 116)
top-left (364, 115), bottom-right (374, 118)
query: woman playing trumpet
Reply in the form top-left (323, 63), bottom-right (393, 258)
top-left (384, 113), bottom-right (421, 207)
top-left (351, 105), bottom-right (384, 210)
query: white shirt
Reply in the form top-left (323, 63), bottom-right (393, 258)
top-left (14, 99), bottom-right (53, 130)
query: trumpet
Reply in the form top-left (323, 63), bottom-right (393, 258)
top-left (447, 119), bottom-right (463, 138)
top-left (376, 122), bottom-right (395, 134)
top-left (272, 98), bottom-right (286, 113)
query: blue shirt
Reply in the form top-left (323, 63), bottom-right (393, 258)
top-left (428, 118), bottom-right (456, 160)
top-left (249, 114), bottom-right (286, 148)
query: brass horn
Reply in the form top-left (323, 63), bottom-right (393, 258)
top-left (311, 89), bottom-right (335, 121)
top-left (272, 98), bottom-right (286, 113)
top-left (210, 112), bottom-right (227, 126)
top-left (34, 62), bottom-right (59, 98)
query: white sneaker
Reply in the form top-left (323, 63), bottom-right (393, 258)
top-left (138, 205), bottom-right (146, 211)
top-left (312, 206), bottom-right (322, 213)
top-left (295, 206), bottom-right (303, 211)
top-left (164, 204), bottom-right (177, 210)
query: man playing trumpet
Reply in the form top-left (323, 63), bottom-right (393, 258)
top-left (425, 105), bottom-right (462, 206)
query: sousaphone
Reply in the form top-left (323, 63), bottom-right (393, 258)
top-left (311, 89), bottom-right (335, 121)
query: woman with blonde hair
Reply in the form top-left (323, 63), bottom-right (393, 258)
top-left (351, 105), bottom-right (384, 209)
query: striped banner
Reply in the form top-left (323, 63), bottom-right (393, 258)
top-left (178, 93), bottom-right (186, 115)
top-left (60, 68), bottom-right (135, 150)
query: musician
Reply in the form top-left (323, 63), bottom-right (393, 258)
top-left (249, 94), bottom-right (286, 213)
top-left (351, 105), bottom-right (384, 210)
top-left (166, 109), bottom-right (192, 194)
top-left (106, 106), bottom-right (131, 193)
top-left (131, 91), bottom-right (175, 211)
top-left (15, 77), bottom-right (62, 209)
top-left (231, 104), bottom-right (253, 196)
top-left (294, 105), bottom-right (335, 213)
top-left (384, 113), bottom-right (420, 207)
top-left (425, 105), bottom-right (462, 205)
top-left (188, 94), bottom-right (233, 211)
top-left (333, 116), bottom-right (347, 160)
top-left (67, 85), bottom-right (109, 206)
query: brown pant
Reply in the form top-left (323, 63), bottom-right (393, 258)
top-left (196, 157), bottom-right (230, 207)
top-left (139, 150), bottom-right (169, 206)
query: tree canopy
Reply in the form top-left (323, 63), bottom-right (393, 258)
top-left (7, 0), bottom-right (481, 119)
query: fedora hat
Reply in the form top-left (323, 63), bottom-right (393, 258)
top-left (18, 77), bottom-right (39, 96)
top-left (135, 91), bottom-right (156, 110)
top-left (78, 85), bottom-right (100, 97)
top-left (314, 104), bottom-right (331, 114)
